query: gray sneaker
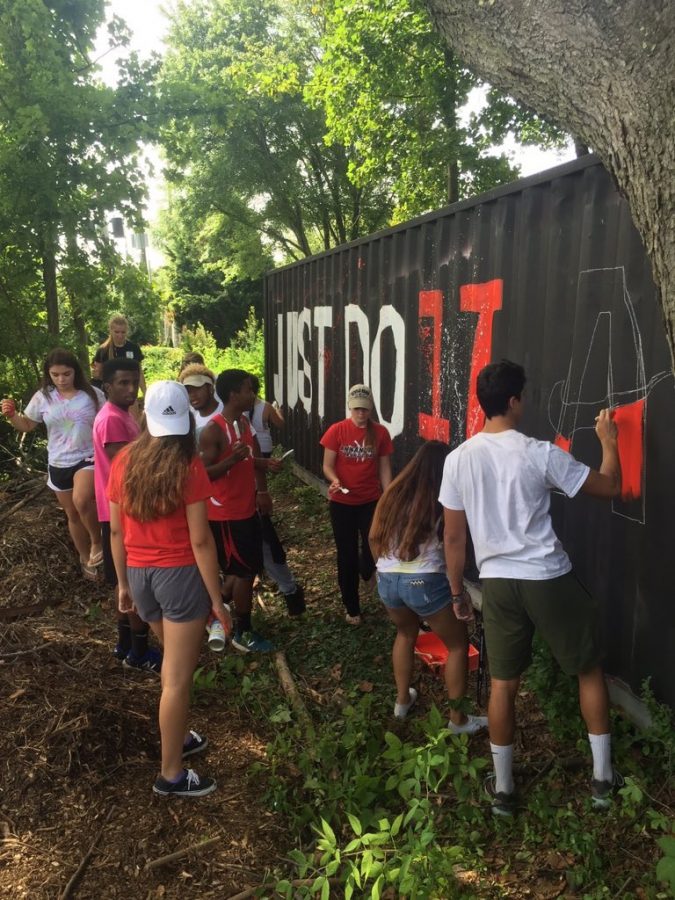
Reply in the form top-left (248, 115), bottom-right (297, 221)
top-left (591, 770), bottom-right (624, 809)
top-left (484, 773), bottom-right (517, 817)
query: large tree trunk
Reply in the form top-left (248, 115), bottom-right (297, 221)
top-left (422, 0), bottom-right (675, 366)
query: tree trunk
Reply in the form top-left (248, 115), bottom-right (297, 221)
top-left (422, 0), bottom-right (675, 368)
top-left (41, 237), bottom-right (59, 340)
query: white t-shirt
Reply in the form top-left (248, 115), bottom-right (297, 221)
top-left (439, 429), bottom-right (589, 580)
top-left (246, 398), bottom-right (273, 454)
top-left (24, 386), bottom-right (105, 467)
top-left (377, 534), bottom-right (446, 574)
top-left (192, 400), bottom-right (223, 442)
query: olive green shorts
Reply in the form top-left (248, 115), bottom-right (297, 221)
top-left (481, 571), bottom-right (602, 680)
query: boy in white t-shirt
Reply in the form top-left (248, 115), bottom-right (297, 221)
top-left (439, 360), bottom-right (622, 816)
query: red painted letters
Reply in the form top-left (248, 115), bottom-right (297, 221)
top-left (418, 290), bottom-right (450, 441)
top-left (460, 279), bottom-right (504, 439)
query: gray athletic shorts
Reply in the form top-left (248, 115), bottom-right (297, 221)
top-left (126, 564), bottom-right (211, 624)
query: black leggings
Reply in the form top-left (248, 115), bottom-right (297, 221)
top-left (329, 500), bottom-right (377, 616)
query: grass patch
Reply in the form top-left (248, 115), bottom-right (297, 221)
top-left (192, 463), bottom-right (675, 899)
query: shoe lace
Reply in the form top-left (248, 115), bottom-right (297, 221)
top-left (185, 769), bottom-right (200, 788)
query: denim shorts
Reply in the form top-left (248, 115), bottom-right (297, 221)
top-left (377, 571), bottom-right (451, 617)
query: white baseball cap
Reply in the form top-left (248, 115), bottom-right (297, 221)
top-left (144, 381), bottom-right (191, 437)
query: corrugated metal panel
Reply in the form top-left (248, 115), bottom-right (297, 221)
top-left (264, 156), bottom-right (675, 707)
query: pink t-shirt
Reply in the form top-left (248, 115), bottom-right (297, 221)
top-left (93, 402), bottom-right (140, 522)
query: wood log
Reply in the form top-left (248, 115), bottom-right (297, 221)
top-left (273, 651), bottom-right (311, 726)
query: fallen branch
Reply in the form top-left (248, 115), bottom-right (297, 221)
top-left (144, 835), bottom-right (221, 872)
top-left (273, 651), bottom-right (311, 726)
top-left (0, 643), bottom-right (53, 659)
top-left (0, 482), bottom-right (46, 524)
top-left (0, 599), bottom-right (62, 624)
top-left (227, 877), bottom-right (342, 900)
top-left (59, 807), bottom-right (114, 899)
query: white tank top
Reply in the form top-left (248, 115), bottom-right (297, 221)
top-left (248, 398), bottom-right (273, 453)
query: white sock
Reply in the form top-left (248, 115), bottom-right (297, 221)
top-left (490, 742), bottom-right (514, 795)
top-left (588, 733), bottom-right (613, 783)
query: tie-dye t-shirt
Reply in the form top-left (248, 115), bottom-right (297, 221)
top-left (24, 386), bottom-right (105, 468)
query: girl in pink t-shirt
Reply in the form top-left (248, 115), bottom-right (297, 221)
top-left (320, 385), bottom-right (393, 624)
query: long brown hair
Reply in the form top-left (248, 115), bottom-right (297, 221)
top-left (42, 347), bottom-right (101, 410)
top-left (369, 440), bottom-right (450, 561)
top-left (121, 421), bottom-right (196, 522)
top-left (99, 314), bottom-right (129, 360)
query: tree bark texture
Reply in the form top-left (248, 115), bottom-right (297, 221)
top-left (422, 0), bottom-right (675, 366)
top-left (41, 239), bottom-right (59, 340)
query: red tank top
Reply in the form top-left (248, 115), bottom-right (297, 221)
top-left (207, 414), bottom-right (257, 521)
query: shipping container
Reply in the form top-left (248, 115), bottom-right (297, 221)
top-left (264, 155), bottom-right (675, 710)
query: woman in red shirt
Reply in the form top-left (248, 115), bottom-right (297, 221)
top-left (109, 381), bottom-right (231, 798)
top-left (321, 385), bottom-right (393, 624)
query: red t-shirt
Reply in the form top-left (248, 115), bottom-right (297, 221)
top-left (107, 447), bottom-right (213, 567)
top-left (207, 414), bottom-right (257, 522)
top-left (320, 418), bottom-right (393, 505)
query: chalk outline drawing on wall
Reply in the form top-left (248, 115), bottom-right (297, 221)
top-left (548, 266), bottom-right (670, 525)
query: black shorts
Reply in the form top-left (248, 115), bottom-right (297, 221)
top-left (210, 516), bottom-right (263, 579)
top-left (47, 458), bottom-right (94, 492)
top-left (100, 522), bottom-right (117, 588)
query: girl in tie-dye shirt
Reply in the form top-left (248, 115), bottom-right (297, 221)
top-left (1, 348), bottom-right (104, 580)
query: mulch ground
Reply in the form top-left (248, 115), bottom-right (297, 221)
top-left (0, 478), bottom-right (283, 899)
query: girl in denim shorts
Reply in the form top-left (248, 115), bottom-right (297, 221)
top-left (369, 440), bottom-right (487, 734)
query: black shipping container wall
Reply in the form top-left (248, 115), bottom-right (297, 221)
top-left (264, 156), bottom-right (675, 708)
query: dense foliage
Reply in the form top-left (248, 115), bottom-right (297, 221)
top-left (0, 0), bottom-right (159, 396)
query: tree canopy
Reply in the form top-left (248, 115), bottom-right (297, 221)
top-left (310, 0), bottom-right (565, 222)
top-left (0, 0), bottom-right (158, 387)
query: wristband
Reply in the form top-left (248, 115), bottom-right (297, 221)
top-left (257, 490), bottom-right (270, 495)
top-left (451, 589), bottom-right (468, 603)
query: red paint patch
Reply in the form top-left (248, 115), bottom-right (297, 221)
top-left (612, 399), bottom-right (645, 501)
top-left (554, 434), bottom-right (571, 453)
top-left (418, 290), bottom-right (450, 442)
top-left (460, 279), bottom-right (503, 438)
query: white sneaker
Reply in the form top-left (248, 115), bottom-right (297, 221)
top-left (447, 714), bottom-right (488, 735)
top-left (394, 687), bottom-right (418, 720)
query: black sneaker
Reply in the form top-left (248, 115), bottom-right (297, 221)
top-left (283, 585), bottom-right (306, 616)
top-left (112, 643), bottom-right (129, 661)
top-left (484, 773), bottom-right (517, 817)
top-left (152, 768), bottom-right (216, 798)
top-left (123, 647), bottom-right (162, 675)
top-left (591, 770), bottom-right (624, 809)
top-left (182, 730), bottom-right (208, 759)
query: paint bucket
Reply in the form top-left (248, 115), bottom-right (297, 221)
top-left (414, 631), bottom-right (479, 674)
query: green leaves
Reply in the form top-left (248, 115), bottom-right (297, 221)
top-left (0, 0), bottom-right (158, 367)
top-left (656, 834), bottom-right (675, 894)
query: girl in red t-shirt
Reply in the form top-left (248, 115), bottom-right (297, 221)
top-left (108, 381), bottom-right (231, 799)
top-left (320, 385), bottom-right (393, 624)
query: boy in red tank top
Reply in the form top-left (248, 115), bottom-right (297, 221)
top-left (199, 369), bottom-right (277, 653)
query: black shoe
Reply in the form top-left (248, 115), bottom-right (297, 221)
top-left (182, 730), bottom-right (208, 759)
top-left (284, 585), bottom-right (306, 616)
top-left (591, 770), bottom-right (624, 809)
top-left (152, 768), bottom-right (216, 798)
top-left (484, 773), bottom-right (517, 818)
